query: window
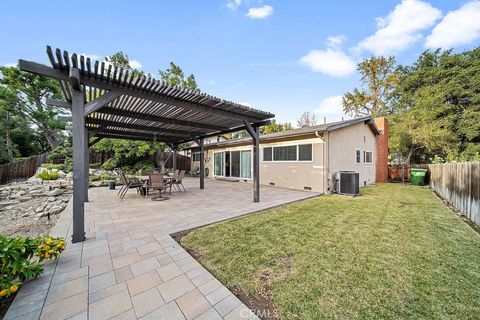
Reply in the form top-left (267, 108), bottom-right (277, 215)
top-left (355, 149), bottom-right (361, 164)
top-left (263, 147), bottom-right (272, 161)
top-left (240, 150), bottom-right (252, 178)
top-left (298, 144), bottom-right (313, 161)
top-left (192, 153), bottom-right (201, 162)
top-left (263, 144), bottom-right (313, 162)
top-left (364, 151), bottom-right (373, 164)
top-left (274, 145), bottom-right (297, 161)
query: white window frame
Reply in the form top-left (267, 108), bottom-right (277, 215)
top-left (213, 149), bottom-right (253, 179)
top-left (262, 143), bottom-right (314, 163)
top-left (355, 148), bottom-right (361, 164)
top-left (363, 150), bottom-right (373, 164)
top-left (192, 152), bottom-right (201, 162)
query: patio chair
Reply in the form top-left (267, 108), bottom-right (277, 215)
top-left (189, 167), bottom-right (199, 177)
top-left (147, 173), bottom-right (171, 201)
top-left (118, 170), bottom-right (144, 200)
top-left (171, 170), bottom-right (186, 193)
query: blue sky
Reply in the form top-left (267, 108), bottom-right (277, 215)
top-left (1, 0), bottom-right (479, 125)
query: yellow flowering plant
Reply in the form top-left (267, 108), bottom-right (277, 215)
top-left (0, 235), bottom-right (65, 300)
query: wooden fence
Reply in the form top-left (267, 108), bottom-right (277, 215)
top-left (155, 152), bottom-right (191, 171)
top-left (389, 163), bottom-right (480, 226)
top-left (428, 163), bottom-right (479, 226)
top-left (0, 153), bottom-right (50, 184)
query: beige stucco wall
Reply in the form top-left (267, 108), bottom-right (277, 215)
top-left (327, 122), bottom-right (376, 189)
top-left (260, 138), bottom-right (326, 192)
top-left (189, 121), bottom-right (377, 194)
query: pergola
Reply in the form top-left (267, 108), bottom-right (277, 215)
top-left (19, 46), bottom-right (274, 243)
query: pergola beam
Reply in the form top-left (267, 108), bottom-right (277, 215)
top-left (96, 108), bottom-right (228, 131)
top-left (86, 118), bottom-right (199, 137)
top-left (84, 90), bottom-right (124, 116)
top-left (92, 128), bottom-right (179, 142)
top-left (47, 98), bottom-right (72, 109)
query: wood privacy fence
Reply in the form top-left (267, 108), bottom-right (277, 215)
top-left (428, 163), bottom-right (479, 226)
top-left (155, 152), bottom-right (191, 171)
top-left (0, 153), bottom-right (50, 184)
top-left (389, 162), bottom-right (480, 226)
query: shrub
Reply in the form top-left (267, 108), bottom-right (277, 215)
top-left (89, 163), bottom-right (102, 169)
top-left (41, 163), bottom-right (65, 171)
top-left (0, 236), bottom-right (65, 300)
top-left (100, 175), bottom-right (117, 181)
top-left (37, 169), bottom-right (60, 180)
top-left (102, 158), bottom-right (118, 171)
top-left (133, 159), bottom-right (155, 172)
top-left (89, 176), bottom-right (101, 182)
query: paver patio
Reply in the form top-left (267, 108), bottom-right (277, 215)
top-left (5, 177), bottom-right (319, 320)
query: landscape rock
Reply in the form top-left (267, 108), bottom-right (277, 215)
top-left (47, 189), bottom-right (64, 197)
top-left (49, 205), bottom-right (64, 215)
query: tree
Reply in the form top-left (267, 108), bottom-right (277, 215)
top-left (159, 62), bottom-right (199, 92)
top-left (0, 66), bottom-right (65, 150)
top-left (342, 56), bottom-right (399, 117)
top-left (105, 51), bottom-right (144, 78)
top-left (262, 119), bottom-right (293, 134)
top-left (389, 48), bottom-right (480, 163)
top-left (297, 112), bottom-right (317, 127)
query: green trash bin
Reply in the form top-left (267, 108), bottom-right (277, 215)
top-left (410, 168), bottom-right (427, 186)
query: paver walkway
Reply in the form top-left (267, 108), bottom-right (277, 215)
top-left (5, 178), bottom-right (319, 320)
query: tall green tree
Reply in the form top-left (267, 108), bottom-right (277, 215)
top-left (390, 48), bottom-right (480, 163)
top-left (343, 56), bottom-right (399, 117)
top-left (0, 66), bottom-right (64, 150)
top-left (263, 119), bottom-right (293, 134)
top-left (159, 62), bottom-right (199, 92)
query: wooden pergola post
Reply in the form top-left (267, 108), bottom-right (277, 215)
top-left (199, 138), bottom-right (205, 190)
top-left (84, 130), bottom-right (89, 202)
top-left (70, 68), bottom-right (86, 243)
top-left (244, 122), bottom-right (260, 202)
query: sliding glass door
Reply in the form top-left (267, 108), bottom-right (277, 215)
top-left (230, 151), bottom-right (241, 177)
top-left (214, 152), bottom-right (224, 176)
top-left (240, 150), bottom-right (251, 179)
top-left (214, 150), bottom-right (251, 178)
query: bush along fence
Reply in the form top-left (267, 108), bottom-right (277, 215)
top-left (389, 162), bottom-right (479, 226)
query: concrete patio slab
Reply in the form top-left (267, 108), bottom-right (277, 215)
top-left (5, 177), bottom-right (319, 320)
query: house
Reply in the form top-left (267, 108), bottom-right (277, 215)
top-left (185, 116), bottom-right (388, 193)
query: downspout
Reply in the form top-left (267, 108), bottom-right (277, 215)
top-left (315, 130), bottom-right (326, 193)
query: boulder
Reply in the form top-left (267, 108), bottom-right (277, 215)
top-left (35, 206), bottom-right (45, 213)
top-left (0, 200), bottom-right (20, 208)
top-left (66, 172), bottom-right (73, 181)
top-left (58, 171), bottom-right (67, 178)
top-left (47, 189), bottom-right (63, 197)
top-left (49, 205), bottom-right (64, 215)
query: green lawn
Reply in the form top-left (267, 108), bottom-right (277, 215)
top-left (181, 184), bottom-right (480, 319)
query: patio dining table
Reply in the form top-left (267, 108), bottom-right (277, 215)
top-left (135, 175), bottom-right (174, 197)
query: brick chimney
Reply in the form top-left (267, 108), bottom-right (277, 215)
top-left (374, 117), bottom-right (389, 183)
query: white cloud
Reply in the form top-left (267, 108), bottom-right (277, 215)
top-left (80, 53), bottom-right (101, 61)
top-left (226, 0), bottom-right (241, 10)
top-left (299, 48), bottom-right (356, 77)
top-left (426, 1), bottom-right (480, 49)
top-left (247, 5), bottom-right (273, 19)
top-left (238, 101), bottom-right (252, 107)
top-left (326, 35), bottom-right (345, 48)
top-left (128, 59), bottom-right (142, 69)
top-left (356, 0), bottom-right (442, 55)
top-left (313, 95), bottom-right (349, 123)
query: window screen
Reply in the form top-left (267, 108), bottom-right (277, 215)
top-left (263, 147), bottom-right (272, 161)
top-left (274, 145), bottom-right (297, 161)
top-left (298, 144), bottom-right (312, 161)
top-left (356, 149), bottom-right (361, 164)
top-left (192, 153), bottom-right (201, 162)
top-left (364, 151), bottom-right (373, 163)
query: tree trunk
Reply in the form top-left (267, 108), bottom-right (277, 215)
top-left (5, 112), bottom-right (14, 162)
